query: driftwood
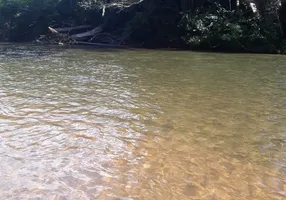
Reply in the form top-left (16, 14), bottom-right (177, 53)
top-left (48, 27), bottom-right (69, 39)
top-left (47, 26), bottom-right (75, 44)
top-left (48, 27), bottom-right (59, 34)
top-left (46, 24), bottom-right (125, 47)
top-left (52, 25), bottom-right (92, 32)
top-left (71, 26), bottom-right (103, 39)
top-left (48, 25), bottom-right (102, 39)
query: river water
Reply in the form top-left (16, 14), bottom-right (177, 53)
top-left (0, 44), bottom-right (286, 199)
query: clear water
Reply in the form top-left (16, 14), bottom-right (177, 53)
top-left (0, 44), bottom-right (286, 199)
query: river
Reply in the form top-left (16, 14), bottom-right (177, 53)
top-left (0, 44), bottom-right (286, 199)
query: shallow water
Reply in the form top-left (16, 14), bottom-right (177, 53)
top-left (0, 44), bottom-right (286, 199)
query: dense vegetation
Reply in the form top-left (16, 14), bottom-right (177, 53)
top-left (1, 0), bottom-right (286, 53)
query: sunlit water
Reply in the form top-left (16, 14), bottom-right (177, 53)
top-left (0, 44), bottom-right (286, 199)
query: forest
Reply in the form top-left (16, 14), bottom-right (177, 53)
top-left (1, 0), bottom-right (286, 53)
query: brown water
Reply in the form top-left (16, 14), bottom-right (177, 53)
top-left (0, 44), bottom-right (286, 199)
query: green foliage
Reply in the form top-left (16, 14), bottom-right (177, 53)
top-left (0, 0), bottom-right (286, 53)
top-left (179, 1), bottom-right (286, 53)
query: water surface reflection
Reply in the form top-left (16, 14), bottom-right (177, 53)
top-left (0, 45), bottom-right (286, 199)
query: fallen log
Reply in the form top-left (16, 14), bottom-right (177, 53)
top-left (52, 25), bottom-right (92, 32)
top-left (71, 26), bottom-right (103, 39)
top-left (47, 27), bottom-right (75, 44)
top-left (48, 27), bottom-right (68, 37)
top-left (47, 25), bottom-right (124, 47)
top-left (48, 27), bottom-right (59, 34)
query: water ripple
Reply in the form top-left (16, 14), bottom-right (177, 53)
top-left (0, 45), bottom-right (286, 199)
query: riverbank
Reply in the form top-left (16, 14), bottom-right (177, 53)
top-left (2, 42), bottom-right (286, 56)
